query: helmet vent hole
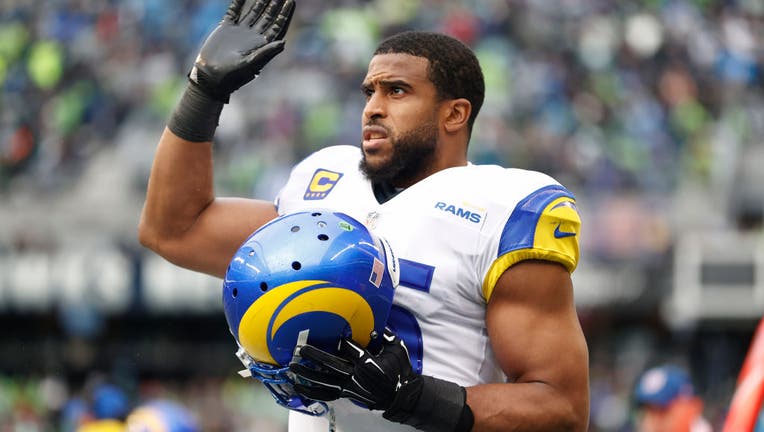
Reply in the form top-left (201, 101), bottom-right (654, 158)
top-left (311, 212), bottom-right (322, 216)
top-left (290, 225), bottom-right (300, 232)
top-left (292, 261), bottom-right (302, 270)
top-left (232, 288), bottom-right (238, 298)
top-left (248, 250), bottom-right (254, 256)
top-left (318, 234), bottom-right (329, 241)
top-left (259, 282), bottom-right (268, 292)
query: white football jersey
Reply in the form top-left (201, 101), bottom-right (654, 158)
top-left (274, 145), bottom-right (581, 432)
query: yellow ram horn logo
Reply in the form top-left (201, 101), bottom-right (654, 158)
top-left (237, 280), bottom-right (375, 365)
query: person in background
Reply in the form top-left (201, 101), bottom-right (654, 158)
top-left (633, 364), bottom-right (712, 432)
top-left (76, 384), bottom-right (130, 432)
top-left (125, 399), bottom-right (199, 432)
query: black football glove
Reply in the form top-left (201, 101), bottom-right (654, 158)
top-left (190, 0), bottom-right (296, 102)
top-left (289, 328), bottom-right (417, 410)
top-left (290, 328), bottom-right (474, 432)
top-left (168, 0), bottom-right (295, 141)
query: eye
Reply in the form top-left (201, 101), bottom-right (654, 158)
top-left (362, 86), bottom-right (374, 98)
top-left (391, 87), bottom-right (405, 95)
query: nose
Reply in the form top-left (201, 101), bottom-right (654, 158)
top-left (363, 92), bottom-right (385, 121)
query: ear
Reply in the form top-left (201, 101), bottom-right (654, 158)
top-left (442, 98), bottom-right (472, 134)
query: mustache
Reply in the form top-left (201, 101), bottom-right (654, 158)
top-left (364, 120), bottom-right (389, 131)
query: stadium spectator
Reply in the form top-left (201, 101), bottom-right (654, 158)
top-left (125, 399), bottom-right (199, 432)
top-left (633, 364), bottom-right (712, 432)
top-left (0, 0), bottom-right (762, 430)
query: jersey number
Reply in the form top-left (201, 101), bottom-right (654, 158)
top-left (385, 258), bottom-right (434, 374)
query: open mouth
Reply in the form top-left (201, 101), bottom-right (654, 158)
top-left (362, 125), bottom-right (389, 150)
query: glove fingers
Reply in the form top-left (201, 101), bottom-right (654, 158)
top-left (339, 338), bottom-right (370, 361)
top-left (293, 383), bottom-right (341, 402)
top-left (297, 344), bottom-right (354, 375)
top-left (382, 327), bottom-right (398, 343)
top-left (387, 341), bottom-right (413, 372)
top-left (290, 363), bottom-right (347, 387)
top-left (224, 0), bottom-right (247, 22)
top-left (244, 40), bottom-right (284, 68)
top-left (265, 0), bottom-right (295, 42)
top-left (341, 388), bottom-right (377, 407)
top-left (378, 330), bottom-right (415, 376)
top-left (381, 329), bottom-right (411, 361)
top-left (253, 0), bottom-right (285, 33)
top-left (238, 0), bottom-right (267, 25)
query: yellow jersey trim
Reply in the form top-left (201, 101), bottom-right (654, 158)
top-left (482, 248), bottom-right (577, 301)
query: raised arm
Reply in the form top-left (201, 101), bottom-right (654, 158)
top-left (138, 0), bottom-right (296, 278)
top-left (467, 260), bottom-right (590, 431)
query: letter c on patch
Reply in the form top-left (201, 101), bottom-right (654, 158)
top-left (304, 169), bottom-right (343, 200)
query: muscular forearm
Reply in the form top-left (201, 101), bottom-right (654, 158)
top-left (139, 125), bottom-right (279, 278)
top-left (466, 382), bottom-right (589, 432)
top-left (138, 79), bottom-right (225, 252)
top-left (138, 127), bottom-right (215, 249)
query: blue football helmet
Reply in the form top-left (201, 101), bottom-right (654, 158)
top-left (222, 209), bottom-right (399, 416)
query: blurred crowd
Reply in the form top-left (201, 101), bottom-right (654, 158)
top-left (0, 372), bottom-right (289, 431)
top-left (0, 0), bottom-right (762, 258)
top-left (1, 0), bottom-right (763, 430)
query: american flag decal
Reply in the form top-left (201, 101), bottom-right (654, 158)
top-left (369, 258), bottom-right (384, 288)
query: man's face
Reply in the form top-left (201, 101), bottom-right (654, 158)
top-left (359, 53), bottom-right (441, 187)
top-left (636, 405), bottom-right (672, 432)
top-left (635, 398), bottom-right (702, 432)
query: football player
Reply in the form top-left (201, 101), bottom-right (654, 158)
top-left (138, 0), bottom-right (590, 430)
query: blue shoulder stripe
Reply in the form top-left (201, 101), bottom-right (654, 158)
top-left (498, 184), bottom-right (574, 257)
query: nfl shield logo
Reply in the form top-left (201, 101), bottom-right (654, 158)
top-left (366, 211), bottom-right (380, 229)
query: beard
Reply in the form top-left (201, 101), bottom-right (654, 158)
top-left (359, 120), bottom-right (438, 186)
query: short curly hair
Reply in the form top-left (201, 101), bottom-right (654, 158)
top-left (374, 31), bottom-right (485, 137)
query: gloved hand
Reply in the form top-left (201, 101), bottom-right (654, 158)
top-left (289, 328), bottom-right (418, 410)
top-left (168, 0), bottom-right (295, 142)
top-left (191, 0), bottom-right (296, 102)
top-left (290, 328), bottom-right (474, 431)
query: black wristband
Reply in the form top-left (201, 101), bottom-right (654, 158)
top-left (167, 83), bottom-right (225, 143)
top-left (383, 375), bottom-right (474, 432)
